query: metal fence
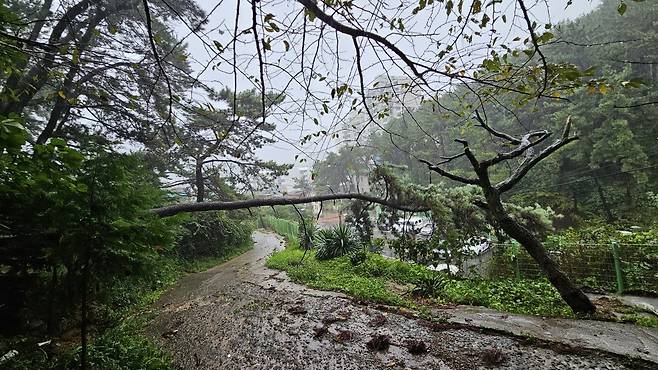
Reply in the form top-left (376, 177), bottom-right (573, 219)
top-left (260, 216), bottom-right (299, 247)
top-left (486, 242), bottom-right (658, 295)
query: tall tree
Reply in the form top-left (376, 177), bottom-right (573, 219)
top-left (159, 89), bottom-right (290, 202)
top-left (0, 0), bottom-right (205, 145)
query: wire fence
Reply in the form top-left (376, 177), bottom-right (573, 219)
top-left (486, 242), bottom-right (658, 295)
top-left (260, 216), bottom-right (299, 247)
top-left (257, 216), bottom-right (656, 295)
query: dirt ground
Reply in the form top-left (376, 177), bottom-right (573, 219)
top-left (146, 231), bottom-right (649, 369)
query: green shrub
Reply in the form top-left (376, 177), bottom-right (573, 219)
top-left (315, 225), bottom-right (360, 260)
top-left (412, 272), bottom-right (447, 297)
top-left (349, 248), bottom-right (368, 266)
top-left (261, 216), bottom-right (299, 247)
top-left (177, 211), bottom-right (254, 260)
top-left (297, 218), bottom-right (316, 250)
top-left (4, 319), bottom-right (173, 370)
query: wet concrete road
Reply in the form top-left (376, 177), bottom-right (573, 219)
top-left (147, 231), bottom-right (651, 369)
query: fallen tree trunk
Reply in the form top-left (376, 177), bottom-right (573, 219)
top-left (152, 192), bottom-right (429, 217)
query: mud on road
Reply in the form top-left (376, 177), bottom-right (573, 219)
top-left (146, 231), bottom-right (646, 369)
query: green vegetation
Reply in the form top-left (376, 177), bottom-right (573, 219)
top-left (315, 225), bottom-right (361, 260)
top-left (260, 215), bottom-right (300, 247)
top-left (267, 244), bottom-right (572, 316)
top-left (2, 221), bottom-right (253, 370)
top-left (439, 278), bottom-right (572, 317)
top-left (2, 0), bottom-right (658, 367)
top-left (0, 138), bottom-right (254, 368)
top-left (267, 240), bottom-right (657, 327)
top-left (489, 226), bottom-right (658, 295)
top-left (314, 0), bottom-right (658, 227)
top-left (267, 248), bottom-right (417, 306)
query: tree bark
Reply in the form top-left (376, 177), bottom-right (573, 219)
top-left (483, 186), bottom-right (596, 314)
top-left (195, 160), bottom-right (205, 203)
top-left (153, 192), bottom-right (429, 217)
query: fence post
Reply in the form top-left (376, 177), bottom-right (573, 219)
top-left (513, 255), bottom-right (521, 280)
top-left (611, 241), bottom-right (624, 294)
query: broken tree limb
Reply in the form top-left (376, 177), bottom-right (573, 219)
top-left (152, 193), bottom-right (430, 217)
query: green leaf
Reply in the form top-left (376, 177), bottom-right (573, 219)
top-left (471, 0), bottom-right (481, 13)
top-left (617, 2), bottom-right (627, 15)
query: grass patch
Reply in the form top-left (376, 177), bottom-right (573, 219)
top-left (438, 278), bottom-right (573, 317)
top-left (267, 245), bottom-right (576, 319)
top-left (620, 313), bottom-right (658, 328)
top-left (267, 248), bottom-right (418, 306)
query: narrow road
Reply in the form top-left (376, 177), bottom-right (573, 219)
top-left (147, 231), bottom-right (651, 369)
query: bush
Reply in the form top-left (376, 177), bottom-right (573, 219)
top-left (412, 272), bottom-right (447, 297)
top-left (261, 216), bottom-right (299, 247)
top-left (349, 248), bottom-right (368, 266)
top-left (298, 218), bottom-right (316, 250)
top-left (315, 225), bottom-right (360, 260)
top-left (4, 319), bottom-right (173, 370)
top-left (0, 146), bottom-right (181, 335)
top-left (177, 212), bottom-right (254, 260)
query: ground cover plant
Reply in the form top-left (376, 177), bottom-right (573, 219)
top-left (266, 235), bottom-right (657, 327)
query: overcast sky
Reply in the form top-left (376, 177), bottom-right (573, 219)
top-left (176, 0), bottom-right (602, 166)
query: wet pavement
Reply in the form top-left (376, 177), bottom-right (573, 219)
top-left (434, 305), bottom-right (658, 363)
top-left (147, 230), bottom-right (655, 369)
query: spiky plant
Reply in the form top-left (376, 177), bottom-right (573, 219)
top-left (315, 225), bottom-right (359, 260)
top-left (412, 272), bottom-right (447, 297)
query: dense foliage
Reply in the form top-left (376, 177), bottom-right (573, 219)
top-left (490, 226), bottom-right (658, 295)
top-left (0, 120), bottom-right (255, 367)
top-left (177, 211), bottom-right (254, 261)
top-left (0, 125), bottom-right (177, 332)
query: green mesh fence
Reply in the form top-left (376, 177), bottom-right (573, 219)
top-left (260, 215), bottom-right (299, 247)
top-left (487, 242), bottom-right (658, 295)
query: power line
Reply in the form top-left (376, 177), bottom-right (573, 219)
top-left (510, 163), bottom-right (658, 195)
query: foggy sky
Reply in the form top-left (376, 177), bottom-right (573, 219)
top-left (178, 0), bottom-right (602, 166)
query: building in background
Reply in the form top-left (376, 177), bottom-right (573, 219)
top-left (264, 164), bottom-right (313, 196)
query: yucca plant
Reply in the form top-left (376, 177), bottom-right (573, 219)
top-left (315, 225), bottom-right (359, 260)
top-left (412, 272), bottom-right (447, 297)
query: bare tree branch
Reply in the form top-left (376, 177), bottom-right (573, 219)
top-left (482, 131), bottom-right (551, 167)
top-left (153, 192), bottom-right (429, 217)
top-left (497, 134), bottom-right (578, 193)
top-left (142, 0), bottom-right (173, 124)
top-left (517, 0), bottom-right (549, 94)
top-left (419, 158), bottom-right (480, 185)
top-left (474, 110), bottom-right (521, 144)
